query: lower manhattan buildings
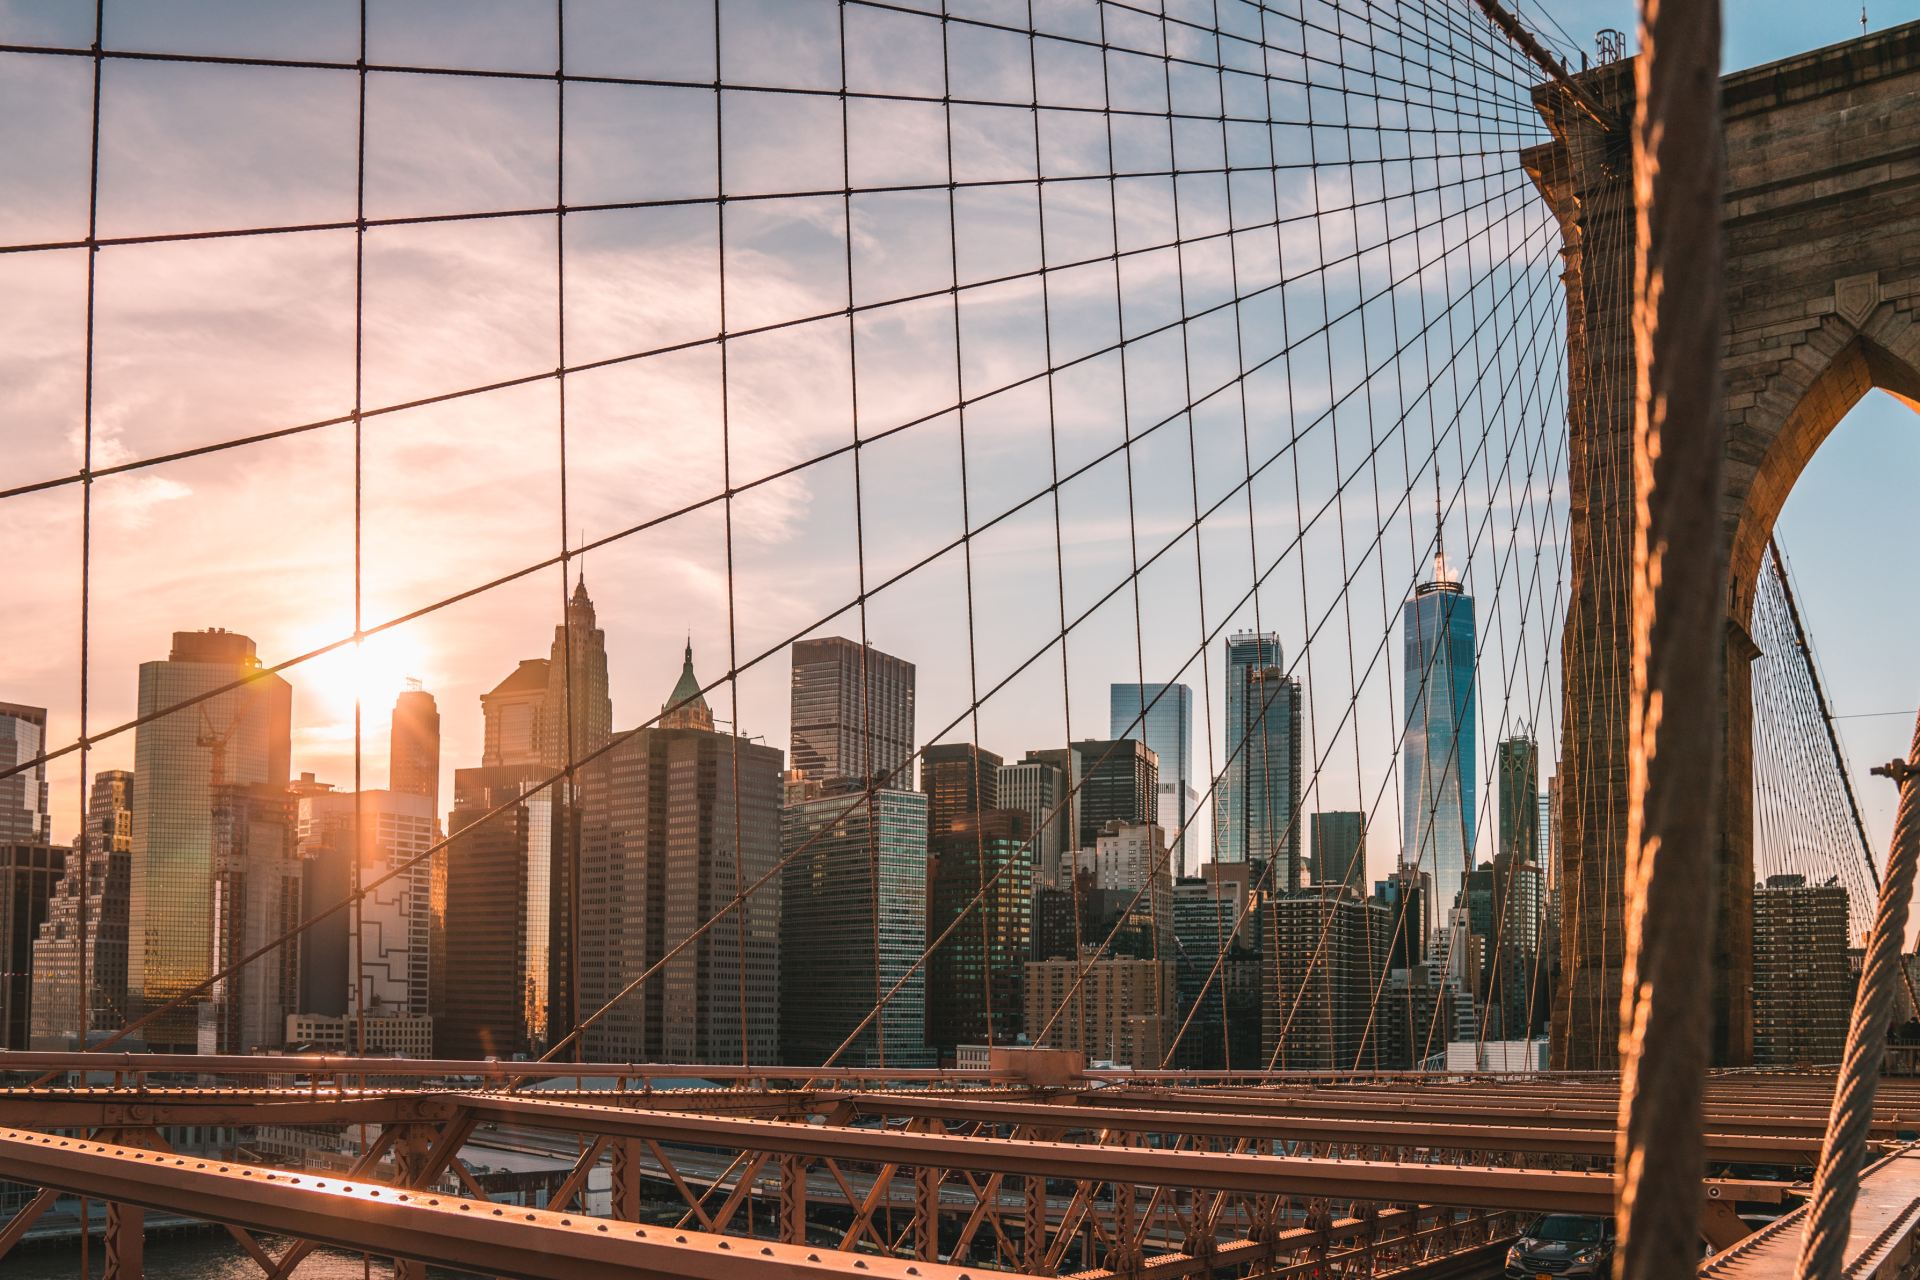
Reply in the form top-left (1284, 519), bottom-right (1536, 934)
top-left (779, 783), bottom-right (933, 1066)
top-left (926, 808), bottom-right (1032, 1054)
top-left (1261, 885), bottom-right (1389, 1070)
top-left (1752, 873), bottom-right (1852, 1067)
top-left (1110, 683), bottom-right (1198, 878)
top-left (0, 702), bottom-right (51, 843)
top-left (0, 841), bottom-right (65, 1048)
top-left (436, 762), bottom-right (572, 1059)
top-left (131, 629), bottom-right (293, 1051)
top-left (1216, 633), bottom-right (1303, 884)
top-left (575, 645), bottom-right (784, 1063)
top-left (202, 782), bottom-right (300, 1054)
top-left (293, 787), bottom-right (436, 1052)
top-left (30, 770), bottom-right (133, 1048)
top-left (1401, 562), bottom-right (1477, 944)
top-left (789, 636), bottom-right (916, 787)
top-left (2, 593), bottom-right (1579, 1080)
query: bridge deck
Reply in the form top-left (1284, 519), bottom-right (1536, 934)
top-left (1703, 1149), bottom-right (1920, 1279)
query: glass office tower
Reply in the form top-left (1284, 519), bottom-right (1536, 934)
top-left (1110, 683), bottom-right (1198, 878)
top-left (780, 784), bottom-right (935, 1067)
top-left (130, 630), bottom-right (292, 1050)
top-left (1215, 633), bottom-right (1302, 884)
top-left (1401, 567), bottom-right (1476, 941)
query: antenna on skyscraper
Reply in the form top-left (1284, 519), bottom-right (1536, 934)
top-left (1432, 465), bottom-right (1451, 585)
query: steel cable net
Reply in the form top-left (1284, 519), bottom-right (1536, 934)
top-left (0, 0), bottom-right (1569, 1110)
top-left (1750, 542), bottom-right (1880, 941)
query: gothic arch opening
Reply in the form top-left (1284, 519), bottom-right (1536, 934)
top-left (1728, 333), bottom-right (1920, 629)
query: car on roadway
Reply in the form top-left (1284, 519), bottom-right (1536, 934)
top-left (1504, 1213), bottom-right (1614, 1278)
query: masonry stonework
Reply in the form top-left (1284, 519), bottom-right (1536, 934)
top-left (1531, 23), bottom-right (1920, 1070)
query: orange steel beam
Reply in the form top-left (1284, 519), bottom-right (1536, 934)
top-left (0, 1127), bottom-right (1037, 1280)
top-left (449, 1092), bottom-right (1619, 1214)
top-left (0, 1050), bottom-right (1005, 1084)
top-left (823, 1092), bottom-right (1841, 1163)
top-left (0, 1091), bottom-right (449, 1129)
top-left (1085, 1088), bottom-right (1920, 1137)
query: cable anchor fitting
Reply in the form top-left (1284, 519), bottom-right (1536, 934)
top-left (1870, 759), bottom-right (1920, 785)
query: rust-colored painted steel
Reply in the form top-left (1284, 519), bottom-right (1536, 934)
top-left (1084, 1087), bottom-right (1920, 1138)
top-left (0, 1049), bottom-right (1002, 1084)
top-left (451, 1092), bottom-right (1618, 1214)
top-left (825, 1092), bottom-right (1839, 1163)
top-left (0, 1127), bottom-right (1036, 1280)
top-left (0, 1089), bottom-right (452, 1129)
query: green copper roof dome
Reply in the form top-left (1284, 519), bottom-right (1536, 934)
top-left (662, 639), bottom-right (714, 730)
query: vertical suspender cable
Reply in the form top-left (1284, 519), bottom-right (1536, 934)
top-left (1614, 0), bottom-right (1725, 1277)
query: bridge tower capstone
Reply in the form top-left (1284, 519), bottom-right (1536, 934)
top-left (1531, 23), bottom-right (1920, 1070)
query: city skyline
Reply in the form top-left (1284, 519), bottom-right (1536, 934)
top-left (2, 2), bottom-right (1918, 1272)
top-left (0, 0), bottom-right (1905, 1064)
top-left (17, 572), bottom-right (1546, 897)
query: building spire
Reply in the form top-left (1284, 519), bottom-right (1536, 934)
top-left (662, 638), bottom-right (714, 732)
top-left (570, 529), bottom-right (590, 604)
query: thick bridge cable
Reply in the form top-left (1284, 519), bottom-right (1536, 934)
top-left (1795, 716), bottom-right (1920, 1280)
top-left (1615, 1), bottom-right (1727, 1278)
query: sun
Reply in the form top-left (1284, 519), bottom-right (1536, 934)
top-left (304, 629), bottom-right (429, 724)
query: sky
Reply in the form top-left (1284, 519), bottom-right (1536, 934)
top-left (2, 0), bottom-right (1916, 900)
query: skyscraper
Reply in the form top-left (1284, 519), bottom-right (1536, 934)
top-left (130, 629), bottom-right (292, 1050)
top-left (0, 842), bottom-right (65, 1048)
top-left (435, 762), bottom-right (572, 1059)
top-left (31, 770), bottom-right (133, 1048)
top-left (389, 684), bottom-right (441, 823)
top-left (1261, 885), bottom-right (1389, 1070)
top-left (202, 782), bottom-right (300, 1053)
top-left (541, 577), bottom-right (613, 771)
top-left (480, 659), bottom-right (550, 768)
top-left (997, 756), bottom-right (1069, 885)
top-left (790, 637), bottom-right (916, 787)
top-left (1461, 856), bottom-right (1546, 1039)
top-left (0, 703), bottom-right (50, 844)
top-left (1169, 876), bottom-right (1263, 1069)
top-left (1309, 811), bottom-right (1367, 890)
top-left (1401, 562), bottom-right (1475, 939)
top-left (574, 643), bottom-right (784, 1063)
top-left (1540, 778), bottom-right (1557, 895)
top-left (1110, 683), bottom-right (1198, 878)
top-left (1753, 874), bottom-right (1852, 1067)
top-left (779, 782), bottom-right (933, 1067)
top-left (1496, 736), bottom-right (1539, 866)
top-left (927, 808), bottom-right (1033, 1054)
top-left (921, 743), bottom-right (1003, 841)
top-left (1020, 748), bottom-right (1084, 883)
top-left (1070, 738), bottom-right (1159, 852)
top-left (1215, 634), bottom-right (1303, 884)
top-left (296, 789), bottom-right (436, 1028)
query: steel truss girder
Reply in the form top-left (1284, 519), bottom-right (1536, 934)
top-left (0, 1126), bottom-right (1039, 1280)
top-left (448, 1091), bottom-right (1617, 1213)
top-left (822, 1091), bottom-right (1838, 1163)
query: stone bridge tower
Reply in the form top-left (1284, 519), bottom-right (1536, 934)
top-left (1530, 23), bottom-right (1920, 1070)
